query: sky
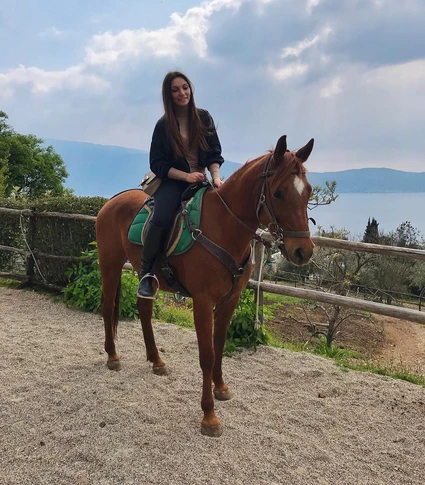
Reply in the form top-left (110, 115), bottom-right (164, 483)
top-left (1, 0), bottom-right (424, 172)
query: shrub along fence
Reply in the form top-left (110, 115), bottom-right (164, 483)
top-left (0, 197), bottom-right (105, 290)
top-left (1, 203), bottom-right (424, 325)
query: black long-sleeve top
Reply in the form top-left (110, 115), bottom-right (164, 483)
top-left (149, 109), bottom-right (224, 179)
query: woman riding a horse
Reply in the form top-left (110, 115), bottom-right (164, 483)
top-left (96, 71), bottom-right (315, 437)
top-left (138, 71), bottom-right (224, 299)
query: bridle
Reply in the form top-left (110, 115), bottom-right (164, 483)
top-left (182, 152), bottom-right (313, 309)
top-left (214, 153), bottom-right (312, 245)
top-left (256, 153), bottom-right (311, 242)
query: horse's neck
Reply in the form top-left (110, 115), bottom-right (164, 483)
top-left (211, 160), bottom-right (264, 247)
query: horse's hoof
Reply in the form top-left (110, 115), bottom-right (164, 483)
top-left (107, 360), bottom-right (121, 371)
top-left (201, 422), bottom-right (223, 438)
top-left (214, 389), bottom-right (233, 401)
top-left (153, 364), bottom-right (169, 376)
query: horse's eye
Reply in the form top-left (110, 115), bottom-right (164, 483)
top-left (273, 190), bottom-right (284, 199)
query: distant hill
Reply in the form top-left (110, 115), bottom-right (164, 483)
top-left (44, 139), bottom-right (425, 197)
top-left (44, 139), bottom-right (241, 197)
top-left (308, 168), bottom-right (425, 194)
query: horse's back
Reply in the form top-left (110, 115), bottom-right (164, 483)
top-left (98, 189), bottom-right (148, 221)
top-left (97, 189), bottom-right (149, 238)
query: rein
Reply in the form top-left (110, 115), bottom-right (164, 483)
top-left (181, 153), bottom-right (312, 310)
top-left (212, 153), bottom-right (311, 245)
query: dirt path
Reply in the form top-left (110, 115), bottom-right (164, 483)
top-left (269, 303), bottom-right (425, 376)
top-left (378, 316), bottom-right (425, 375)
top-left (1, 287), bottom-right (425, 485)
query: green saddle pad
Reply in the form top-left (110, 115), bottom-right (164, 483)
top-left (127, 187), bottom-right (208, 256)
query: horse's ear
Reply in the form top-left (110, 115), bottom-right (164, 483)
top-left (295, 138), bottom-right (314, 162)
top-left (273, 135), bottom-right (287, 163)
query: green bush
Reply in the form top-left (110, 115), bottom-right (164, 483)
top-left (0, 194), bottom-right (108, 215)
top-left (225, 288), bottom-right (270, 353)
top-left (62, 243), bottom-right (139, 319)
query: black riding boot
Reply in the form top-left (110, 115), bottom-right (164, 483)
top-left (137, 222), bottom-right (167, 299)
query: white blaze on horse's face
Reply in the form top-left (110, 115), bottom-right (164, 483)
top-left (293, 175), bottom-right (305, 196)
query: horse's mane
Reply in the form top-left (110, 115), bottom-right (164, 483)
top-left (225, 149), bottom-right (303, 192)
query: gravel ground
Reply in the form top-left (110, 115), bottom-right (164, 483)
top-left (1, 287), bottom-right (425, 485)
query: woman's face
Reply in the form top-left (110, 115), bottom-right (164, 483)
top-left (171, 77), bottom-right (191, 107)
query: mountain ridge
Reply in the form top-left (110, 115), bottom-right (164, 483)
top-left (43, 139), bottom-right (425, 197)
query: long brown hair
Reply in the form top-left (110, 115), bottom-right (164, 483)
top-left (161, 71), bottom-right (214, 159)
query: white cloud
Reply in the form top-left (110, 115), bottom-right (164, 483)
top-left (0, 0), bottom-right (275, 97)
top-left (38, 26), bottom-right (66, 38)
top-left (320, 77), bottom-right (342, 98)
top-left (363, 59), bottom-right (425, 89)
top-left (270, 27), bottom-right (331, 83)
top-left (316, 59), bottom-right (425, 104)
top-left (84, 0), bottom-right (276, 65)
top-left (269, 62), bottom-right (308, 80)
top-left (281, 27), bottom-right (332, 59)
top-left (306, 0), bottom-right (322, 14)
top-left (0, 65), bottom-right (109, 98)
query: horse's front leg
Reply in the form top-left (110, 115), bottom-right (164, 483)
top-left (137, 298), bottom-right (168, 375)
top-left (212, 293), bottom-right (240, 401)
top-left (193, 299), bottom-right (222, 437)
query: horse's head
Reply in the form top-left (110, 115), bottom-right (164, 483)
top-left (257, 135), bottom-right (315, 266)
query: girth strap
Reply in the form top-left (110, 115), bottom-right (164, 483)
top-left (182, 206), bottom-right (251, 310)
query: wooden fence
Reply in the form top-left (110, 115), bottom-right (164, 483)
top-left (1, 206), bottom-right (425, 325)
top-left (0, 207), bottom-right (96, 291)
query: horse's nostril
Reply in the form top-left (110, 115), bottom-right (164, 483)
top-left (295, 248), bottom-right (304, 263)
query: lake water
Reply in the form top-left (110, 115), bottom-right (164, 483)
top-left (308, 193), bottom-right (425, 239)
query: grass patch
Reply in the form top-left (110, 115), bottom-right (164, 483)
top-left (0, 278), bottom-right (24, 289)
top-left (267, 333), bottom-right (310, 353)
top-left (263, 293), bottom-right (305, 306)
top-left (313, 337), bottom-right (362, 360)
top-left (153, 293), bottom-right (194, 329)
top-left (341, 360), bottom-right (425, 387)
top-left (155, 306), bottom-right (194, 329)
top-left (268, 330), bottom-right (425, 387)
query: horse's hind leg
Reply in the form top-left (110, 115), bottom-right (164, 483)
top-left (137, 298), bottom-right (168, 375)
top-left (100, 260), bottom-right (125, 370)
top-left (212, 294), bottom-right (240, 401)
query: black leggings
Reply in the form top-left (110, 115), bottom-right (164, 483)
top-left (150, 178), bottom-right (189, 230)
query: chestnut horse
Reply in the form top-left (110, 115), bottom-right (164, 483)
top-left (96, 135), bottom-right (315, 437)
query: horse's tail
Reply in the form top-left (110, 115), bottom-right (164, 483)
top-left (113, 279), bottom-right (121, 338)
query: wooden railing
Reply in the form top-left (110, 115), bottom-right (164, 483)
top-left (1, 205), bottom-right (424, 324)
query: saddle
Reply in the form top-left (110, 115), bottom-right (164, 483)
top-left (127, 181), bottom-right (210, 256)
top-left (127, 181), bottom-right (251, 304)
top-left (127, 182), bottom-right (210, 297)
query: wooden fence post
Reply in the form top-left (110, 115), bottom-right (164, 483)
top-left (25, 209), bottom-right (37, 285)
top-left (253, 241), bottom-right (264, 324)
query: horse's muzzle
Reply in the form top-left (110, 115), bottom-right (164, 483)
top-left (280, 240), bottom-right (314, 266)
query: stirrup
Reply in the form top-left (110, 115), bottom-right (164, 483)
top-left (137, 273), bottom-right (160, 300)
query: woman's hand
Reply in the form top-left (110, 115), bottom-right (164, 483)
top-left (213, 178), bottom-right (223, 188)
top-left (186, 172), bottom-right (206, 183)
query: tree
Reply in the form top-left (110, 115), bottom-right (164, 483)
top-left (0, 154), bottom-right (7, 197)
top-left (309, 180), bottom-right (338, 209)
top-left (304, 227), bottom-right (374, 345)
top-left (0, 111), bottom-right (68, 198)
top-left (410, 263), bottom-right (425, 311)
top-left (358, 221), bottom-right (423, 305)
top-left (363, 217), bottom-right (380, 244)
top-left (393, 221), bottom-right (422, 248)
